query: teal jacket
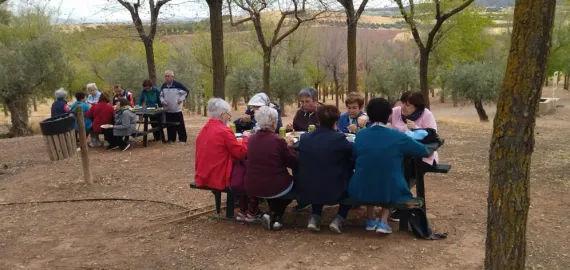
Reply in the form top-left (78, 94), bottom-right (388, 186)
top-left (137, 87), bottom-right (162, 108)
top-left (70, 101), bottom-right (92, 132)
top-left (348, 125), bottom-right (428, 203)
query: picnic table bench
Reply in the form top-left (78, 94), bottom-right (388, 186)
top-left (190, 140), bottom-right (450, 232)
top-left (132, 108), bottom-right (181, 147)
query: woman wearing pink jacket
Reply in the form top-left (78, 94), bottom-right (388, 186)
top-left (388, 91), bottom-right (438, 222)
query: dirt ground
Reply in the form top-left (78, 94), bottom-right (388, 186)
top-left (1, 89), bottom-right (569, 269)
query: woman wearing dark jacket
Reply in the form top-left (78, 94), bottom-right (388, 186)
top-left (245, 106), bottom-right (297, 230)
top-left (296, 105), bottom-right (354, 234)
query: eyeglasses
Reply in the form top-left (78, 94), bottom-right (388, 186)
top-left (224, 112), bottom-right (232, 119)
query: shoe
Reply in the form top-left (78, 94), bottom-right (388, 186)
top-left (107, 146), bottom-right (119, 151)
top-left (272, 216), bottom-right (283, 230)
top-left (245, 211), bottom-right (263, 222)
top-left (236, 210), bottom-right (247, 221)
top-left (121, 144), bottom-right (131, 151)
top-left (329, 216), bottom-right (344, 234)
top-left (390, 209), bottom-right (401, 222)
top-left (307, 215), bottom-right (321, 232)
top-left (376, 220), bottom-right (393, 234)
top-left (260, 214), bottom-right (272, 230)
top-left (365, 218), bottom-right (379, 231)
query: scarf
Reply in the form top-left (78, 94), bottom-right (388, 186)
top-left (402, 108), bottom-right (424, 122)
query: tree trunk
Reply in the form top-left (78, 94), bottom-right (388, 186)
top-left (263, 49), bottom-right (272, 94)
top-left (564, 73), bottom-right (569, 90)
top-left (314, 83), bottom-right (319, 102)
top-left (440, 88), bottom-right (446, 103)
top-left (347, 19), bottom-right (358, 92)
top-left (419, 50), bottom-right (431, 109)
top-left (485, 1), bottom-right (556, 269)
top-left (452, 89), bottom-right (458, 107)
top-left (232, 97), bottom-right (238, 111)
top-left (279, 98), bottom-right (286, 117)
top-left (208, 0), bottom-right (225, 98)
top-left (473, 99), bottom-right (488, 122)
top-left (2, 103), bottom-right (8, 117)
top-left (365, 89), bottom-right (369, 105)
top-left (6, 97), bottom-right (31, 137)
top-left (143, 39), bottom-right (157, 85)
top-left (32, 98), bottom-right (38, 112)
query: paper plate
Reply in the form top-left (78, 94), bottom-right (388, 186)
top-left (286, 131), bottom-right (306, 137)
top-left (235, 133), bottom-right (243, 138)
top-left (101, 124), bottom-right (114, 129)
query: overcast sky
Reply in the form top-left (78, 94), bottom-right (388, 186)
top-left (37, 0), bottom-right (395, 24)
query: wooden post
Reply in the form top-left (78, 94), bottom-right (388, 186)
top-left (75, 106), bottom-right (92, 184)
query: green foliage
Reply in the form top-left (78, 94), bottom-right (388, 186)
top-left (447, 61), bottom-right (504, 104)
top-left (366, 59), bottom-right (419, 104)
top-left (270, 62), bottom-right (306, 105)
top-left (0, 8), bottom-right (69, 102)
top-left (226, 63), bottom-right (262, 100)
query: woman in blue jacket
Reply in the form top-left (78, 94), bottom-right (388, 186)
top-left (337, 92), bottom-right (370, 134)
top-left (348, 98), bottom-right (428, 234)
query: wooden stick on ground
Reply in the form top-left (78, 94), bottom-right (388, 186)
top-left (75, 106), bottom-right (92, 184)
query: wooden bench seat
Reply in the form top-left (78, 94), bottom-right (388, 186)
top-left (425, 164), bottom-right (452, 174)
top-left (189, 182), bottom-right (423, 231)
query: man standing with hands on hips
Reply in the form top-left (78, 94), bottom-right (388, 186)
top-left (160, 70), bottom-right (189, 143)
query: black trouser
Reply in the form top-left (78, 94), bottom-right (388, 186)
top-left (149, 114), bottom-right (162, 141)
top-left (312, 204), bottom-right (351, 220)
top-left (267, 199), bottom-right (292, 218)
top-left (166, 112), bottom-right (187, 142)
top-left (104, 129), bottom-right (127, 148)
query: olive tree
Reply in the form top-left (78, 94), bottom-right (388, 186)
top-left (366, 59), bottom-right (419, 105)
top-left (270, 62), bottom-right (306, 115)
top-left (0, 9), bottom-right (69, 136)
top-left (448, 61), bottom-right (504, 122)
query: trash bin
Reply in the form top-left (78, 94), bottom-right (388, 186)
top-left (40, 113), bottom-right (76, 161)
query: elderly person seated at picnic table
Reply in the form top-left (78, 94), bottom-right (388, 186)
top-left (234, 93), bottom-right (283, 133)
top-left (245, 106), bottom-right (297, 230)
top-left (50, 88), bottom-right (71, 117)
top-left (86, 83), bottom-right (101, 106)
top-left (85, 92), bottom-right (115, 147)
top-left (286, 87), bottom-right (321, 132)
top-left (349, 98), bottom-right (429, 234)
top-left (104, 97), bottom-right (136, 151)
top-left (70, 92), bottom-right (93, 133)
top-left (195, 98), bottom-right (249, 190)
top-left (337, 92), bottom-right (370, 134)
top-left (297, 104), bottom-right (354, 234)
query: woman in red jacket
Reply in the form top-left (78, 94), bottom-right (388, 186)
top-left (195, 98), bottom-right (249, 190)
top-left (85, 92), bottom-right (115, 147)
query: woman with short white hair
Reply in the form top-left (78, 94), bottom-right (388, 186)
top-left (245, 105), bottom-right (297, 230)
top-left (86, 83), bottom-right (101, 105)
top-left (50, 88), bottom-right (71, 117)
top-left (195, 98), bottom-right (250, 191)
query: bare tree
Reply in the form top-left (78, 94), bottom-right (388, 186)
top-left (227, 0), bottom-right (327, 94)
top-left (357, 33), bottom-right (379, 103)
top-left (113, 0), bottom-right (172, 85)
top-left (338, 0), bottom-right (368, 93)
top-left (321, 29), bottom-right (346, 108)
top-left (394, 0), bottom-right (475, 109)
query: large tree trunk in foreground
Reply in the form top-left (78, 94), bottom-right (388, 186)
top-left (6, 97), bottom-right (31, 137)
top-left (485, 1), bottom-right (556, 269)
top-left (207, 0), bottom-right (225, 98)
top-left (474, 100), bottom-right (488, 122)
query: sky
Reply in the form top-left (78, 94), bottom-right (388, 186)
top-left (39, 0), bottom-right (395, 24)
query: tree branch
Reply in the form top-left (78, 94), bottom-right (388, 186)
top-left (227, 0), bottom-right (253, 26)
top-left (441, 0), bottom-right (475, 21)
top-left (394, 0), bottom-right (425, 51)
top-left (116, 0), bottom-right (148, 41)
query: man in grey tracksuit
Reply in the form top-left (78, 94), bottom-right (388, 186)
top-left (160, 70), bottom-right (189, 143)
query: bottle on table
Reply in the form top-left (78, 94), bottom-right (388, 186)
top-left (308, 124), bottom-right (316, 132)
top-left (230, 122), bottom-right (236, 133)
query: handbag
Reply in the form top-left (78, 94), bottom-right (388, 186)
top-left (230, 159), bottom-right (247, 192)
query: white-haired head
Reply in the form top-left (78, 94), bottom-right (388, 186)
top-left (255, 105), bottom-right (278, 130)
top-left (55, 88), bottom-right (67, 99)
top-left (165, 70), bottom-right (175, 77)
top-left (207, 98), bottom-right (231, 118)
top-left (165, 70), bottom-right (175, 84)
top-left (86, 83), bottom-right (98, 91)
